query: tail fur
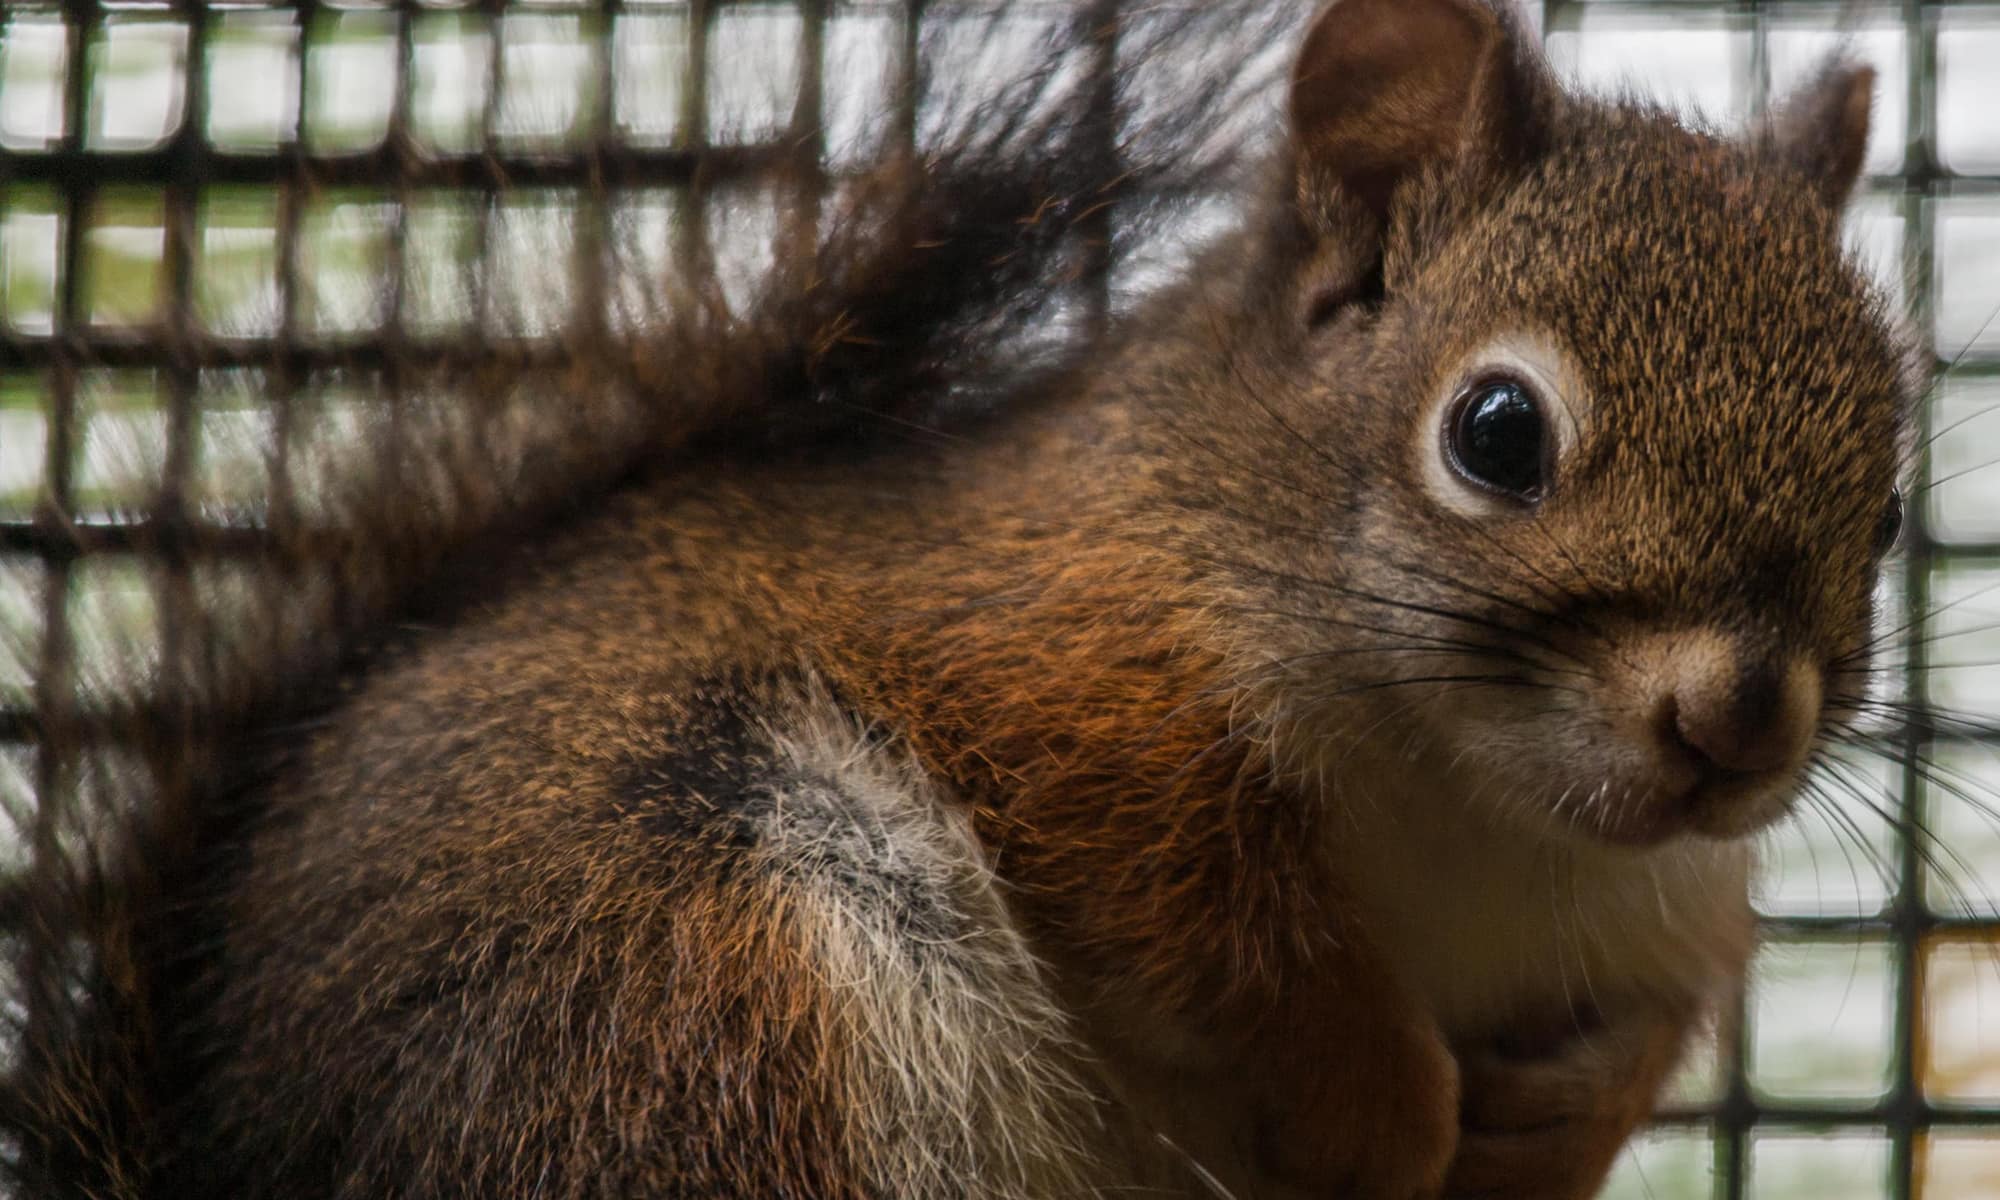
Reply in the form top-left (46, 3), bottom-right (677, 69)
top-left (0, 3), bottom-right (1302, 1194)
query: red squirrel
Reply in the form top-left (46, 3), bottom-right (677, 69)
top-left (0, 0), bottom-right (1917, 1196)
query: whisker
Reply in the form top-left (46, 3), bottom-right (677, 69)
top-left (1315, 679), bottom-right (1532, 767)
top-left (1829, 700), bottom-right (2000, 740)
top-left (1796, 759), bottom-right (1896, 900)
top-left (1158, 424), bottom-right (1348, 511)
top-left (1915, 389), bottom-right (2000, 452)
top-left (1936, 296), bottom-right (2000, 383)
top-left (1234, 630), bottom-right (1585, 688)
top-left (1812, 745), bottom-right (2000, 922)
top-left (1296, 673), bottom-right (1560, 703)
top-left (1184, 549), bottom-right (1594, 668)
top-left (1910, 451), bottom-right (2000, 495)
top-left (1436, 509), bottom-right (1607, 629)
top-left (1206, 603), bottom-right (1570, 666)
top-left (1832, 581), bottom-right (2000, 666)
top-left (1376, 550), bottom-right (1603, 647)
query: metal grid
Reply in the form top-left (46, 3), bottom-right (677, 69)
top-left (0, 0), bottom-right (863, 888)
top-left (1, 3), bottom-right (1998, 1198)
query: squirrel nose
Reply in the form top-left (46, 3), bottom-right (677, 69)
top-left (1659, 647), bottom-right (1819, 777)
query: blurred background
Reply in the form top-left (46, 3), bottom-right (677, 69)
top-left (0, 2), bottom-right (1995, 1197)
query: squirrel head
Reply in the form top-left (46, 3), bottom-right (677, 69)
top-left (1152, 0), bottom-right (1919, 848)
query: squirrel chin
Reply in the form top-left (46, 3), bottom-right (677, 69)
top-left (1525, 761), bottom-right (1804, 850)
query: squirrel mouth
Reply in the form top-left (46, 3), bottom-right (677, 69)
top-left (1679, 770), bottom-right (1794, 840)
top-left (1578, 767), bottom-right (1793, 848)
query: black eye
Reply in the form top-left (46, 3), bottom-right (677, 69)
top-left (1446, 379), bottom-right (1546, 500)
top-left (1873, 488), bottom-right (1903, 557)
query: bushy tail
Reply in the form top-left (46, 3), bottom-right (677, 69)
top-left (0, 3), bottom-right (1303, 1194)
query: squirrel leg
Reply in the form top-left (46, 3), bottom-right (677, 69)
top-left (195, 684), bottom-right (1139, 1198)
top-left (1443, 1004), bottom-right (1695, 1200)
top-left (1036, 821), bottom-right (1466, 1197)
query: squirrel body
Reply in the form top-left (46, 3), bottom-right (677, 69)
top-left (0, 0), bottom-right (1920, 1196)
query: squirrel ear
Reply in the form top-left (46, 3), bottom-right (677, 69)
top-left (1288, 0), bottom-right (1539, 221)
top-left (1761, 63), bottom-right (1875, 209)
top-left (1285, 0), bottom-right (1545, 321)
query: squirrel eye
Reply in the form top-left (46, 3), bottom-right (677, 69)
top-left (1446, 378), bottom-right (1545, 501)
top-left (1873, 487), bottom-right (1904, 557)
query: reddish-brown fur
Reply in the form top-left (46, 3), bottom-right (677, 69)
top-left (804, 475), bottom-right (1460, 1192)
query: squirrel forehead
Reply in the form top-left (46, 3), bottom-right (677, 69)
top-left (1416, 111), bottom-right (1911, 449)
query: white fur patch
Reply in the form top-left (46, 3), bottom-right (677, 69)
top-left (752, 690), bottom-right (1122, 1200)
top-left (1325, 768), bottom-right (1752, 1038)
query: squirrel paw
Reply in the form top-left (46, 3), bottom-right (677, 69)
top-left (1254, 1017), bottom-right (1460, 1200)
top-left (1443, 1010), bottom-right (1685, 1200)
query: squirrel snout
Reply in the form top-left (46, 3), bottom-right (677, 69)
top-left (1649, 639), bottom-right (1821, 780)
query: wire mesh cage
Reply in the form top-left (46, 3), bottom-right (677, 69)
top-left (0, 2), bottom-right (1997, 1197)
